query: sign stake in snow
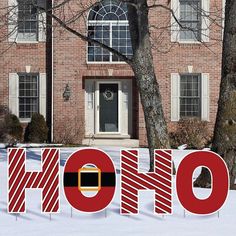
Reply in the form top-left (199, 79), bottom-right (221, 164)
top-left (105, 209), bottom-right (107, 218)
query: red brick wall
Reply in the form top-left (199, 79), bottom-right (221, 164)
top-left (0, 1), bottom-right (46, 114)
top-left (138, 0), bottom-right (223, 146)
top-left (0, 0), bottom-right (223, 147)
top-left (52, 0), bottom-right (223, 146)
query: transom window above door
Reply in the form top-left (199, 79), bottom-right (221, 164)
top-left (87, 0), bottom-right (133, 63)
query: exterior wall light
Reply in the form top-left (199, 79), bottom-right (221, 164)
top-left (63, 83), bottom-right (71, 101)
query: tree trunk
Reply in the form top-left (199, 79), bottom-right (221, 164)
top-left (127, 1), bottom-right (170, 171)
top-left (49, 0), bottom-right (172, 172)
top-left (194, 0), bottom-right (236, 189)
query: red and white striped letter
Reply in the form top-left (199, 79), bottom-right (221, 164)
top-left (121, 150), bottom-right (173, 215)
top-left (8, 148), bottom-right (60, 213)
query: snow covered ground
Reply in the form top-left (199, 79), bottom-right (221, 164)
top-left (0, 147), bottom-right (235, 236)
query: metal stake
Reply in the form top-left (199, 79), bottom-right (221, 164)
top-left (105, 209), bottom-right (107, 218)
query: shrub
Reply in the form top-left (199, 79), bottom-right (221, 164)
top-left (0, 105), bottom-right (9, 118)
top-left (0, 113), bottom-right (23, 144)
top-left (5, 114), bottom-right (23, 140)
top-left (169, 118), bottom-right (212, 149)
top-left (54, 117), bottom-right (83, 145)
top-left (25, 113), bottom-right (48, 143)
top-left (0, 108), bottom-right (7, 142)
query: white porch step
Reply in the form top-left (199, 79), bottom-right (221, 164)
top-left (82, 138), bottom-right (139, 147)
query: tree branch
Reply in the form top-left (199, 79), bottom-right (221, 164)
top-left (50, 13), bottom-right (132, 65)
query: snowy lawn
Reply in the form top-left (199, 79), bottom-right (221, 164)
top-left (0, 147), bottom-right (235, 236)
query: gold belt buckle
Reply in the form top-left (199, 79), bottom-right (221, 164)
top-left (78, 167), bottom-right (101, 192)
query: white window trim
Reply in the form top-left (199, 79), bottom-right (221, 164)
top-left (179, 73), bottom-right (202, 118)
top-left (171, 0), bottom-right (210, 43)
top-left (171, 73), bottom-right (180, 121)
top-left (222, 0), bottom-right (226, 39)
top-left (87, 13), bottom-right (131, 64)
top-left (15, 40), bottom-right (39, 44)
top-left (201, 73), bottom-right (210, 121)
top-left (8, 73), bottom-right (46, 123)
top-left (86, 61), bottom-right (127, 65)
top-left (20, 118), bottom-right (31, 123)
top-left (87, 21), bottom-right (130, 64)
top-left (171, 72), bottom-right (210, 121)
top-left (8, 0), bottom-right (46, 43)
top-left (18, 73), bottom-right (40, 123)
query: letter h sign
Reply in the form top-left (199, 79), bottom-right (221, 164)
top-left (121, 150), bottom-right (173, 215)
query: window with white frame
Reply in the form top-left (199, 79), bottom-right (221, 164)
top-left (17, 0), bottom-right (38, 41)
top-left (179, 0), bottom-right (201, 41)
top-left (19, 74), bottom-right (39, 119)
top-left (171, 0), bottom-right (210, 43)
top-left (180, 74), bottom-right (201, 117)
top-left (87, 0), bottom-right (132, 62)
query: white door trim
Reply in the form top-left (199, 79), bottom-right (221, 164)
top-left (95, 81), bottom-right (121, 135)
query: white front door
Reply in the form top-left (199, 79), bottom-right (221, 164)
top-left (84, 79), bottom-right (132, 137)
top-left (95, 81), bottom-right (121, 134)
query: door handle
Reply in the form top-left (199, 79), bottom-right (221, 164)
top-left (97, 105), bottom-right (100, 110)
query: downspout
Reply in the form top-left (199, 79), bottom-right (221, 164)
top-left (46, 0), bottom-right (54, 142)
top-left (51, 0), bottom-right (54, 142)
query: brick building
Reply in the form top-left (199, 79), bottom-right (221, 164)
top-left (0, 0), bottom-right (225, 146)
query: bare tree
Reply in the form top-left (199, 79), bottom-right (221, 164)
top-left (2, 0), bottom-right (223, 171)
top-left (195, 0), bottom-right (236, 189)
top-left (54, 1), bottom-right (170, 171)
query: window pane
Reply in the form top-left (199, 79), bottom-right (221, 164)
top-left (18, 0), bottom-right (38, 40)
top-left (18, 74), bottom-right (39, 119)
top-left (111, 25), bottom-right (132, 62)
top-left (103, 13), bottom-right (118, 21)
top-left (180, 22), bottom-right (200, 41)
top-left (180, 74), bottom-right (201, 118)
top-left (87, 1), bottom-right (132, 62)
top-left (179, 0), bottom-right (201, 41)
